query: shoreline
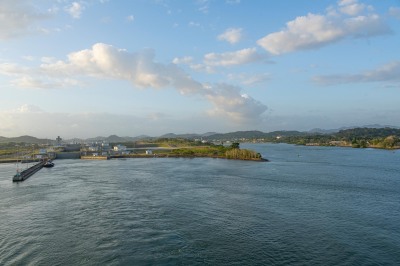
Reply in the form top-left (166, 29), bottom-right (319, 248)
top-left (0, 155), bottom-right (268, 163)
top-left (110, 154), bottom-right (269, 162)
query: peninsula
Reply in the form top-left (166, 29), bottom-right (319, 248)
top-left (0, 137), bottom-right (267, 163)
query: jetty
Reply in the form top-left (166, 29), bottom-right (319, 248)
top-left (12, 161), bottom-right (45, 182)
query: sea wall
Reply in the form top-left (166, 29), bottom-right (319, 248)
top-left (81, 155), bottom-right (109, 160)
top-left (56, 152), bottom-right (81, 159)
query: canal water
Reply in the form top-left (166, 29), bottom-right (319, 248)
top-left (0, 144), bottom-right (399, 265)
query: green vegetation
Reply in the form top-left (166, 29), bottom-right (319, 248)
top-left (271, 128), bottom-right (400, 149)
top-left (225, 149), bottom-right (262, 160)
top-left (168, 142), bottom-right (264, 161)
top-left (0, 143), bottom-right (39, 158)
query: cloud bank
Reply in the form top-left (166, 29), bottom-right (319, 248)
top-left (0, 43), bottom-right (267, 123)
top-left (257, 0), bottom-right (390, 55)
top-left (313, 61), bottom-right (400, 86)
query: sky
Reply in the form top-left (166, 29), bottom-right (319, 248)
top-left (1, 0), bottom-right (400, 139)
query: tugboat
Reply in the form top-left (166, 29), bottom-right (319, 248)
top-left (43, 160), bottom-right (54, 168)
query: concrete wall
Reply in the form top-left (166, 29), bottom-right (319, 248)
top-left (56, 152), bottom-right (81, 159)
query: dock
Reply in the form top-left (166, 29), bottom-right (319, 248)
top-left (12, 161), bottom-right (45, 182)
top-left (81, 155), bottom-right (109, 160)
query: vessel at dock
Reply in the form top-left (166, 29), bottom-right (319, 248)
top-left (13, 161), bottom-right (45, 182)
top-left (43, 160), bottom-right (55, 168)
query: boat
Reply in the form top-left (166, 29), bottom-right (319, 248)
top-left (13, 161), bottom-right (45, 182)
top-left (43, 160), bottom-right (55, 168)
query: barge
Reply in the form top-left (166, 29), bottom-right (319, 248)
top-left (13, 161), bottom-right (45, 182)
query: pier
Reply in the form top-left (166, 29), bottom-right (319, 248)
top-left (12, 161), bottom-right (45, 182)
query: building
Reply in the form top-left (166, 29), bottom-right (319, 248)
top-left (113, 145), bottom-right (127, 152)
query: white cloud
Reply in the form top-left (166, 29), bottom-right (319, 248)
top-left (172, 56), bottom-right (193, 65)
top-left (0, 63), bottom-right (32, 76)
top-left (0, 0), bottom-right (51, 40)
top-left (227, 72), bottom-right (270, 85)
top-left (126, 15), bottom-right (134, 22)
top-left (217, 28), bottom-right (243, 44)
top-left (389, 7), bottom-right (400, 19)
top-left (257, 1), bottom-right (390, 55)
top-left (338, 0), bottom-right (356, 6)
top-left (205, 83), bottom-right (267, 122)
top-left (0, 43), bottom-right (267, 122)
top-left (204, 48), bottom-right (266, 67)
top-left (0, 63), bottom-right (81, 89)
top-left (338, 0), bottom-right (367, 16)
top-left (313, 61), bottom-right (400, 86)
top-left (15, 104), bottom-right (44, 113)
top-left (10, 76), bottom-right (80, 89)
top-left (65, 2), bottom-right (85, 19)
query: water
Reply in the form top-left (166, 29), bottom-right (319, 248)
top-left (0, 144), bottom-right (399, 265)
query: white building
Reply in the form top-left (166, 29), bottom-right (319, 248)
top-left (88, 146), bottom-right (99, 151)
top-left (113, 145), bottom-right (127, 151)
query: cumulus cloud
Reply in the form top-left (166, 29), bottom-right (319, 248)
top-left (203, 48), bottom-right (266, 67)
top-left (217, 28), bottom-right (243, 44)
top-left (257, 0), bottom-right (390, 55)
top-left (0, 0), bottom-right (51, 40)
top-left (40, 43), bottom-right (204, 92)
top-left (313, 61), bottom-right (400, 86)
top-left (0, 43), bottom-right (267, 122)
top-left (338, 0), bottom-right (367, 16)
top-left (65, 2), bottom-right (85, 19)
top-left (205, 83), bottom-right (267, 122)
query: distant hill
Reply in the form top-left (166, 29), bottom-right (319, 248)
top-left (159, 133), bottom-right (205, 139)
top-left (0, 135), bottom-right (52, 144)
top-left (203, 130), bottom-right (307, 141)
top-left (159, 133), bottom-right (178, 139)
top-left (335, 127), bottom-right (400, 139)
top-left (201, 132), bottom-right (219, 137)
top-left (2, 126), bottom-right (399, 144)
top-left (308, 128), bottom-right (339, 134)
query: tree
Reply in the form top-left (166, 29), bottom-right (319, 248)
top-left (230, 142), bottom-right (240, 149)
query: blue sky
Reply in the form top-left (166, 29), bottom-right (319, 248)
top-left (0, 0), bottom-right (399, 138)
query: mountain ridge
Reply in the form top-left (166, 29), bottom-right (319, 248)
top-left (1, 125), bottom-right (399, 144)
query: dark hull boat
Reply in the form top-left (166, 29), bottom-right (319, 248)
top-left (43, 161), bottom-right (54, 168)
